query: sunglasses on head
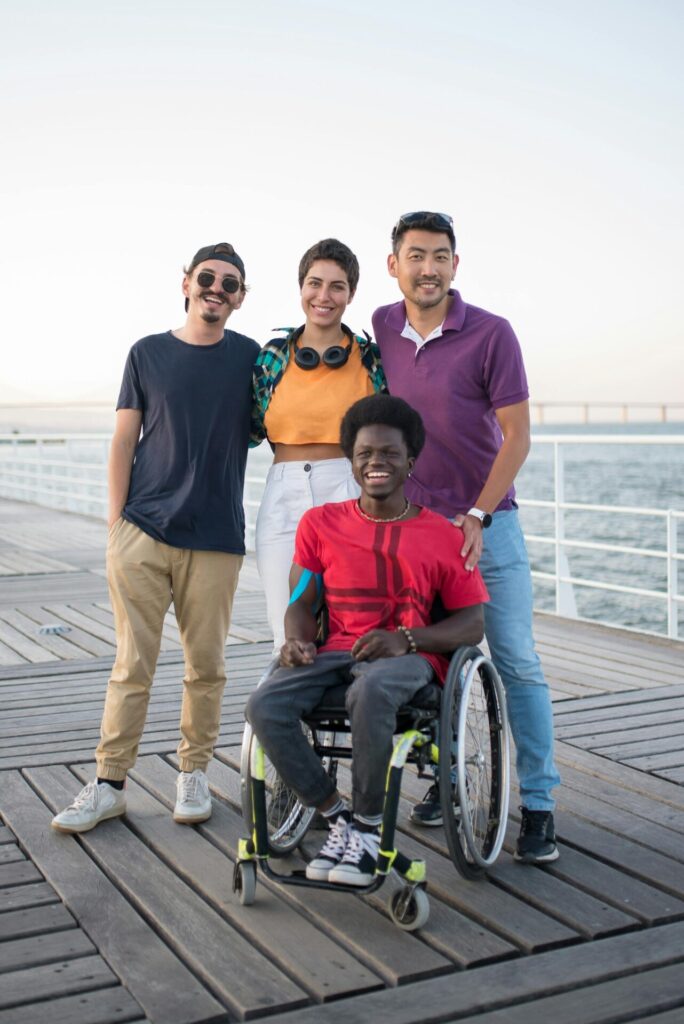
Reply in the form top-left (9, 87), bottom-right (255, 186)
top-left (196, 270), bottom-right (241, 294)
top-left (394, 211), bottom-right (454, 232)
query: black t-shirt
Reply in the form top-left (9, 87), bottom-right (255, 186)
top-left (117, 329), bottom-right (260, 554)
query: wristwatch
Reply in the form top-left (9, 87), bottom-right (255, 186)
top-left (466, 507), bottom-right (492, 528)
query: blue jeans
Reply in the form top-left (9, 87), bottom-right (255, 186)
top-left (479, 508), bottom-right (560, 811)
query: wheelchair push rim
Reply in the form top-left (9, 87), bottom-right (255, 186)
top-left (439, 646), bottom-right (510, 877)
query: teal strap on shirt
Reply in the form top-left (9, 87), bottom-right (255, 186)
top-left (288, 569), bottom-right (322, 605)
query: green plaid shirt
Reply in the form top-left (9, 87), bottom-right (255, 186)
top-left (250, 326), bottom-right (387, 446)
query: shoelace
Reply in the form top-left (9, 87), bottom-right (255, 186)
top-left (342, 828), bottom-right (379, 865)
top-left (520, 810), bottom-right (550, 836)
top-left (69, 781), bottom-right (99, 810)
top-left (178, 774), bottom-right (200, 802)
top-left (318, 817), bottom-right (349, 859)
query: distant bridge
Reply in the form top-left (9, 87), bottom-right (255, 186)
top-left (531, 401), bottom-right (684, 424)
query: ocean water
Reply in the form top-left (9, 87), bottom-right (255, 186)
top-left (2, 408), bottom-right (682, 637)
top-left (517, 424), bottom-right (684, 636)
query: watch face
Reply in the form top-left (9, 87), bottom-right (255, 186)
top-left (482, 513), bottom-right (493, 528)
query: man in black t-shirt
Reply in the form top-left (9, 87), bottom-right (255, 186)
top-left (52, 243), bottom-right (260, 834)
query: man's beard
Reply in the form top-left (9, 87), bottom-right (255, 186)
top-left (413, 293), bottom-right (445, 310)
top-left (201, 310), bottom-right (222, 324)
top-left (412, 281), bottom-right (447, 310)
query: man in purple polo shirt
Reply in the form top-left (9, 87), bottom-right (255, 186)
top-left (372, 211), bottom-right (560, 864)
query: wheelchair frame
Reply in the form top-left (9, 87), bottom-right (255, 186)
top-left (234, 645), bottom-right (510, 930)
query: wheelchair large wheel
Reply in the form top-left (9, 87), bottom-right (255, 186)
top-left (240, 722), bottom-right (317, 856)
top-left (439, 646), bottom-right (510, 879)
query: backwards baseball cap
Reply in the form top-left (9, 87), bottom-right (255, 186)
top-left (184, 242), bottom-right (246, 313)
top-left (187, 242), bottom-right (246, 281)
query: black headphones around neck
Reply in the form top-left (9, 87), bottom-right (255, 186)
top-left (292, 324), bottom-right (354, 370)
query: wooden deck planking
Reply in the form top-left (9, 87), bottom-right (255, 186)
top-left (252, 921), bottom-right (684, 1024)
top-left (1, 496), bottom-right (683, 1020)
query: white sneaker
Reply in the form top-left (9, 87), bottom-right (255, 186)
top-left (51, 780), bottom-right (126, 833)
top-left (328, 825), bottom-right (380, 886)
top-left (174, 769), bottom-right (212, 824)
top-left (306, 811), bottom-right (351, 880)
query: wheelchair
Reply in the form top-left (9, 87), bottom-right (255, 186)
top-left (234, 644), bottom-right (510, 931)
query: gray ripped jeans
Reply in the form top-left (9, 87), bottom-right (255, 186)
top-left (245, 651), bottom-right (434, 818)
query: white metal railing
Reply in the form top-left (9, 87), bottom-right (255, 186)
top-left (0, 434), bottom-right (110, 517)
top-left (517, 435), bottom-right (683, 640)
top-left (1, 432), bottom-right (682, 640)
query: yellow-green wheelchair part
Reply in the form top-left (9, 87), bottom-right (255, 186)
top-left (234, 645), bottom-right (510, 931)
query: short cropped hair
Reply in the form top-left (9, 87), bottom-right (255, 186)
top-left (391, 212), bottom-right (456, 255)
top-left (340, 394), bottom-right (426, 460)
top-left (298, 238), bottom-right (360, 294)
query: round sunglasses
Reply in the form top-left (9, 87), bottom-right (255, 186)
top-left (196, 270), bottom-right (241, 294)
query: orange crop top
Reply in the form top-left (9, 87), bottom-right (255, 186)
top-left (264, 341), bottom-right (374, 445)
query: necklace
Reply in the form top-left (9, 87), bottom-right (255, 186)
top-left (356, 498), bottom-right (410, 524)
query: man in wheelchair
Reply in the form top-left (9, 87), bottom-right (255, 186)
top-left (246, 395), bottom-right (488, 885)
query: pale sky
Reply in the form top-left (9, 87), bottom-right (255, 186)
top-left (2, 0), bottom-right (682, 404)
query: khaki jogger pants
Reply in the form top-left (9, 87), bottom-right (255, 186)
top-left (95, 519), bottom-right (243, 781)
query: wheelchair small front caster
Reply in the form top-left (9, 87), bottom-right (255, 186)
top-left (233, 861), bottom-right (257, 906)
top-left (388, 885), bottom-right (430, 931)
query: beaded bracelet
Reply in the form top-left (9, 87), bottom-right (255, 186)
top-left (397, 625), bottom-right (417, 654)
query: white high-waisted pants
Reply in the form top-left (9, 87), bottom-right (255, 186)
top-left (255, 458), bottom-right (359, 651)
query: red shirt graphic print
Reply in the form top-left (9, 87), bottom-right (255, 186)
top-left (293, 499), bottom-right (488, 681)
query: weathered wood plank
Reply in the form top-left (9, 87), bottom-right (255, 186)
top-left (539, 648), bottom-right (683, 688)
top-left (0, 550), bottom-right (76, 575)
top-left (339, 762), bottom-right (638, 940)
top-left (451, 962), bottom-right (684, 1023)
top-left (543, 842), bottom-right (684, 924)
top-left (130, 755), bottom-right (455, 984)
top-left (0, 620), bottom-right (55, 664)
top-left (556, 760), bottom-right (684, 833)
top-left (0, 928), bottom-right (95, 973)
top-left (78, 761), bottom-right (383, 1003)
top-left (553, 789), bottom-right (684, 863)
top-left (0, 609), bottom-right (91, 660)
top-left (0, 903), bottom-right (76, 941)
top-left (0, 849), bottom-right (24, 867)
top-left (27, 765), bottom-right (310, 1020)
top-left (592, 734), bottom-right (684, 760)
top-left (0, 882), bottom-right (59, 914)
top-left (486, 855), bottom-right (637, 938)
top-left (622, 749), bottom-right (684, 772)
top-left (566, 719), bottom-right (684, 751)
top-left (257, 920), bottom-right (684, 1024)
top-left (0, 862), bottom-right (42, 890)
top-left (0, 955), bottom-right (117, 1011)
top-left (0, 643), bottom-right (22, 668)
top-left (554, 812), bottom-right (684, 897)
top-left (10, 604), bottom-right (114, 659)
top-left (554, 741), bottom-right (684, 810)
top-left (0, 770), bottom-right (225, 1024)
top-left (554, 696), bottom-right (684, 731)
top-left (0, 986), bottom-right (143, 1024)
top-left (625, 1010), bottom-right (684, 1024)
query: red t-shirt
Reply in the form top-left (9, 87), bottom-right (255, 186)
top-left (294, 499), bottom-right (489, 682)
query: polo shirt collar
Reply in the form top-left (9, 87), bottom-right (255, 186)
top-left (387, 289), bottom-right (466, 334)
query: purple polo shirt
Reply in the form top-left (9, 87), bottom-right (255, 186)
top-left (372, 290), bottom-right (528, 518)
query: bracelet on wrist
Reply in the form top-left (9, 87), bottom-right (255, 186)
top-left (397, 625), bottom-right (417, 654)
